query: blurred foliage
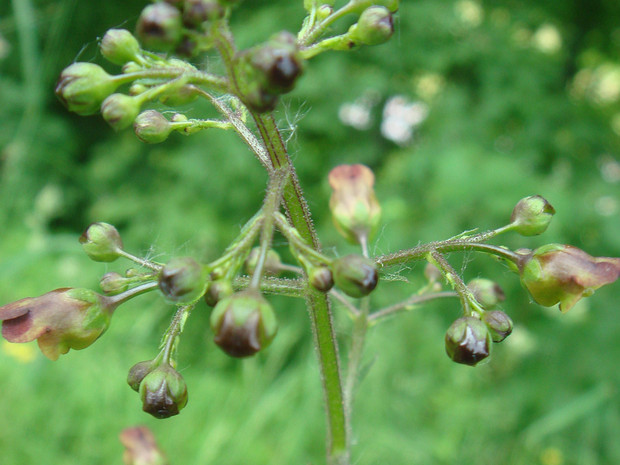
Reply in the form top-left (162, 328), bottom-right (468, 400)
top-left (0, 1), bottom-right (619, 465)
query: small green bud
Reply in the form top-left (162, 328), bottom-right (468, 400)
top-left (129, 83), bottom-right (149, 96)
top-left (348, 6), bottom-right (394, 46)
top-left (158, 257), bottom-right (207, 304)
top-left (510, 195), bottom-right (556, 236)
top-left (100, 272), bottom-right (129, 295)
top-left (204, 279), bottom-right (234, 307)
top-left (182, 0), bottom-right (225, 28)
top-left (159, 84), bottom-right (199, 106)
top-left (134, 110), bottom-right (172, 143)
top-left (350, 0), bottom-right (399, 14)
top-left (210, 290), bottom-right (278, 357)
top-left (482, 310), bottom-right (513, 343)
top-left (140, 364), bottom-right (188, 419)
top-left (136, 3), bottom-right (183, 52)
top-left (100, 29), bottom-right (142, 65)
top-left (445, 316), bottom-right (491, 366)
top-left (122, 61), bottom-right (142, 74)
top-left (467, 278), bottom-right (505, 310)
top-left (55, 63), bottom-right (119, 115)
top-left (317, 5), bottom-right (334, 21)
top-left (79, 222), bottom-right (123, 262)
top-left (244, 247), bottom-right (282, 276)
top-left (308, 266), bottom-right (334, 293)
top-left (101, 93), bottom-right (141, 131)
top-left (332, 254), bottom-right (379, 298)
top-left (127, 359), bottom-right (156, 392)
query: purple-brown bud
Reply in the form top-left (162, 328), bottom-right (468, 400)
top-left (518, 244), bottom-right (620, 312)
top-left (140, 364), bottom-right (188, 419)
top-left (481, 310), bottom-right (513, 343)
top-left (0, 288), bottom-right (115, 360)
top-left (136, 3), bottom-right (183, 52)
top-left (445, 316), bottom-right (491, 366)
top-left (309, 266), bottom-right (334, 293)
top-left (332, 254), bottom-right (379, 298)
top-left (210, 290), bottom-right (277, 357)
top-left (158, 257), bottom-right (207, 304)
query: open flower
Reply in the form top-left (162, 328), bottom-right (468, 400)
top-left (0, 288), bottom-right (116, 360)
top-left (328, 164), bottom-right (381, 245)
top-left (518, 244), bottom-right (620, 312)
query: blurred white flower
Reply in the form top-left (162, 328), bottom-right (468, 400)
top-left (455, 0), bottom-right (483, 28)
top-left (415, 73), bottom-right (445, 101)
top-left (595, 196), bottom-right (618, 217)
top-left (533, 24), bottom-right (562, 54)
top-left (599, 154), bottom-right (620, 183)
top-left (381, 96), bottom-right (429, 145)
top-left (338, 91), bottom-right (380, 130)
top-left (570, 64), bottom-right (620, 105)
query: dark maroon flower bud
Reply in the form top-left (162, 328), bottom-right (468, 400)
top-left (210, 290), bottom-right (277, 357)
top-left (445, 316), bottom-right (492, 366)
top-left (332, 254), bottom-right (379, 298)
top-left (140, 364), bottom-right (188, 419)
top-left (204, 279), bottom-right (234, 307)
top-left (182, 0), bottom-right (225, 28)
top-left (127, 360), bottom-right (156, 392)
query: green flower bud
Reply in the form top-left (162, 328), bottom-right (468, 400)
top-left (101, 93), bottom-right (141, 131)
top-left (159, 84), bottom-right (200, 106)
top-left (136, 3), bottom-right (183, 52)
top-left (158, 257), bottom-right (207, 304)
top-left (140, 364), bottom-right (188, 419)
top-left (129, 83), bottom-right (149, 96)
top-left (182, 0), bottom-right (225, 28)
top-left (482, 310), bottom-right (513, 343)
top-left (134, 110), bottom-right (172, 143)
top-left (55, 63), bottom-right (119, 115)
top-left (328, 164), bottom-right (381, 245)
top-left (308, 266), bottom-right (334, 293)
top-left (210, 290), bottom-right (278, 357)
top-left (445, 316), bottom-right (491, 366)
top-left (100, 29), bottom-right (143, 65)
top-left (518, 244), bottom-right (620, 312)
top-left (127, 359), bottom-right (156, 392)
top-left (510, 195), bottom-right (556, 236)
top-left (332, 254), bottom-right (379, 298)
top-left (0, 288), bottom-right (116, 360)
top-left (123, 61), bottom-right (143, 74)
top-left (348, 6), bottom-right (394, 46)
top-left (467, 278), bottom-right (505, 310)
top-left (204, 279), bottom-right (234, 307)
top-left (244, 247), bottom-right (282, 276)
top-left (100, 272), bottom-right (129, 295)
top-left (317, 5), bottom-right (333, 21)
top-left (79, 222), bottom-right (123, 262)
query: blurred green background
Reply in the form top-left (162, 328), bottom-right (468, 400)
top-left (1, 1), bottom-right (619, 464)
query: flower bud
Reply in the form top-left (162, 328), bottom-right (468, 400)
top-left (55, 63), bottom-right (119, 115)
top-left (0, 288), bottom-right (116, 360)
top-left (100, 29), bottom-right (143, 65)
top-left (244, 247), bottom-right (282, 276)
top-left (332, 255), bottom-right (379, 298)
top-left (100, 272), bottom-right (129, 295)
top-left (467, 278), bottom-right (505, 310)
top-left (127, 360), bottom-right (156, 392)
top-left (210, 290), bottom-right (278, 357)
top-left (158, 257), bottom-right (207, 304)
top-left (119, 426), bottom-right (167, 465)
top-left (101, 93), bottom-right (141, 131)
top-left (204, 279), bottom-right (234, 307)
top-left (235, 31), bottom-right (304, 112)
top-left (445, 316), bottom-right (491, 366)
top-left (159, 84), bottom-right (199, 106)
top-left (518, 244), bottom-right (620, 312)
top-left (510, 195), bottom-right (555, 236)
top-left (308, 266), bottom-right (334, 293)
top-left (481, 310), bottom-right (513, 343)
top-left (348, 6), bottom-right (394, 46)
top-left (182, 0), bottom-right (225, 28)
top-left (134, 110), bottom-right (172, 143)
top-left (140, 364), bottom-right (188, 419)
top-left (329, 164), bottom-right (381, 244)
top-left (79, 222), bottom-right (123, 262)
top-left (136, 3), bottom-right (183, 52)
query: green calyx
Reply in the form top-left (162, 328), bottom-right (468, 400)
top-left (101, 93), bottom-right (142, 131)
top-left (140, 364), bottom-right (188, 419)
top-left (348, 6), bottom-right (395, 46)
top-left (134, 110), bottom-right (173, 143)
top-left (100, 29), bottom-right (143, 66)
top-left (481, 310), bottom-right (513, 343)
top-left (510, 195), bottom-right (555, 236)
top-left (158, 257), bottom-right (208, 304)
top-left (55, 63), bottom-right (119, 115)
top-left (467, 278), bottom-right (505, 310)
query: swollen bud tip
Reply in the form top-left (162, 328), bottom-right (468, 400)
top-left (348, 6), bottom-right (395, 46)
top-left (510, 195), bottom-right (555, 236)
top-left (79, 222), bottom-right (123, 262)
top-left (55, 63), bottom-right (118, 115)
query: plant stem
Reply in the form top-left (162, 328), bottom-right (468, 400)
top-left (368, 291), bottom-right (459, 323)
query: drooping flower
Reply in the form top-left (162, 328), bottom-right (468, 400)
top-left (0, 288), bottom-right (116, 360)
top-left (328, 164), bottom-right (381, 245)
top-left (518, 244), bottom-right (620, 312)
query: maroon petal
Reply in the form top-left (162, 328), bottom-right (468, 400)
top-left (2, 311), bottom-right (48, 343)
